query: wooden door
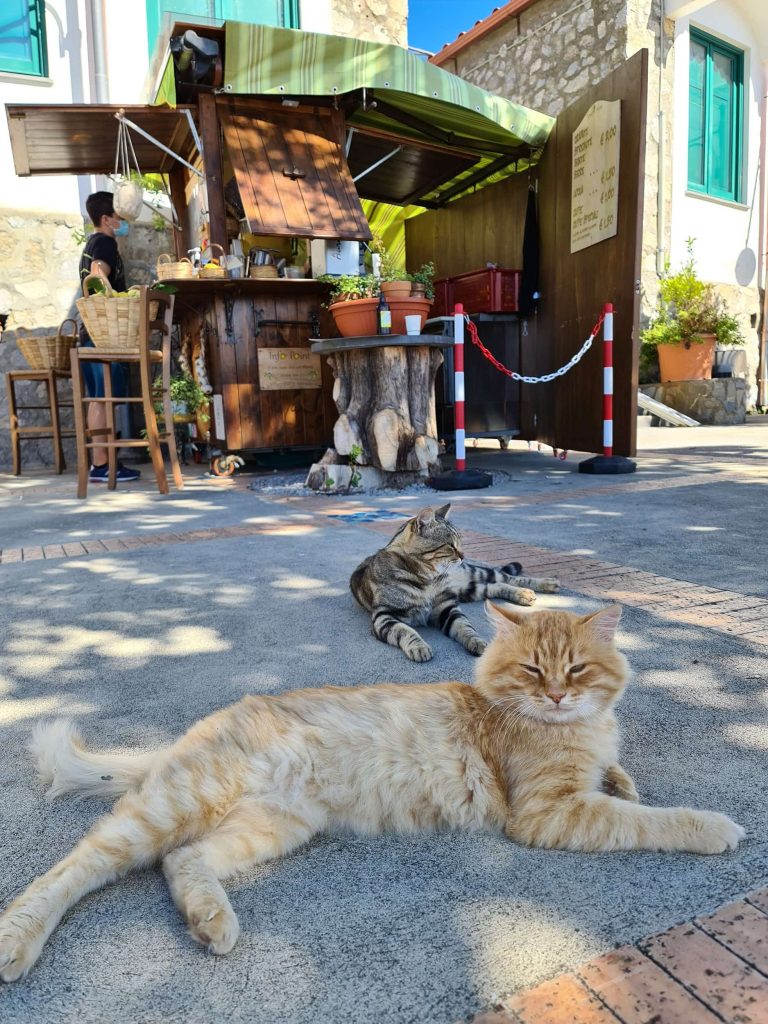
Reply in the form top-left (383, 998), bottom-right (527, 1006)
top-left (527, 49), bottom-right (648, 456)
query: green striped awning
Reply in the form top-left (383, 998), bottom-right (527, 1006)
top-left (224, 22), bottom-right (554, 189)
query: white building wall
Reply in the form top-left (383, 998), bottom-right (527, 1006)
top-left (669, 1), bottom-right (764, 295)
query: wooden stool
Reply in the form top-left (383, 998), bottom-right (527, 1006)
top-left (70, 287), bottom-right (184, 499)
top-left (6, 368), bottom-right (76, 475)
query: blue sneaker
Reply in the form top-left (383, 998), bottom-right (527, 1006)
top-left (89, 462), bottom-right (141, 483)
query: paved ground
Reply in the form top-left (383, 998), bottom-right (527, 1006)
top-left (0, 422), bottom-right (767, 1024)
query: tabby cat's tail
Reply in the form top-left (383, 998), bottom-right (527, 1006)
top-left (30, 720), bottom-right (165, 801)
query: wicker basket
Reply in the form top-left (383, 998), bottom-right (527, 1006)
top-left (16, 319), bottom-right (78, 371)
top-left (249, 264), bottom-right (278, 280)
top-left (199, 243), bottom-right (228, 279)
top-left (156, 254), bottom-right (196, 281)
top-left (76, 273), bottom-right (142, 352)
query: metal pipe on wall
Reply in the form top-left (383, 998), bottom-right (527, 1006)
top-left (758, 61), bottom-right (768, 409)
top-left (656, 0), bottom-right (666, 278)
top-left (89, 0), bottom-right (109, 103)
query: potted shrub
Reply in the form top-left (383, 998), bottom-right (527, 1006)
top-left (641, 240), bottom-right (744, 382)
top-left (370, 237), bottom-right (411, 299)
top-left (320, 274), bottom-right (380, 337)
top-left (165, 373), bottom-right (211, 423)
top-left (409, 261), bottom-right (436, 300)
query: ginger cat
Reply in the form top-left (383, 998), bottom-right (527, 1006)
top-left (0, 604), bottom-right (744, 982)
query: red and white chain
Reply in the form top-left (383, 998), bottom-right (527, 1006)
top-left (463, 313), bottom-right (605, 384)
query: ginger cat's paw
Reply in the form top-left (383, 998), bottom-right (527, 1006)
top-left (406, 641), bottom-right (433, 662)
top-left (535, 578), bottom-right (560, 594)
top-left (684, 810), bottom-right (745, 854)
top-left (602, 765), bottom-right (640, 802)
top-left (0, 911), bottom-right (46, 982)
top-left (188, 899), bottom-right (241, 956)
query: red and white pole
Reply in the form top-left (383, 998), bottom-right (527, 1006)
top-left (602, 302), bottom-right (613, 457)
top-left (454, 303), bottom-right (466, 471)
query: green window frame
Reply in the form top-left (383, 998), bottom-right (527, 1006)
top-left (0, 0), bottom-right (48, 77)
top-left (146, 0), bottom-right (299, 56)
top-left (688, 28), bottom-right (744, 203)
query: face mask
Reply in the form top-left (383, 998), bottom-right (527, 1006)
top-left (113, 219), bottom-right (130, 238)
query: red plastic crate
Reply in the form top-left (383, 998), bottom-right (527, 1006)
top-left (432, 268), bottom-right (522, 316)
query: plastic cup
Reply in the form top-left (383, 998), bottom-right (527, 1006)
top-left (405, 314), bottom-right (422, 336)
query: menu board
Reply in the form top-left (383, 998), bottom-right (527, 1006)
top-left (257, 348), bottom-right (322, 390)
top-left (570, 100), bottom-right (621, 254)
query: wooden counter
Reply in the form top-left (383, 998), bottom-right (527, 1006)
top-left (172, 277), bottom-right (337, 453)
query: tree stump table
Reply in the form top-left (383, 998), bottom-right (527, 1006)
top-left (310, 334), bottom-right (451, 477)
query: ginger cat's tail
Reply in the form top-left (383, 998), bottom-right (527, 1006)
top-left (30, 720), bottom-right (164, 801)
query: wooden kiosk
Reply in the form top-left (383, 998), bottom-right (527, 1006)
top-left (5, 22), bottom-right (648, 469)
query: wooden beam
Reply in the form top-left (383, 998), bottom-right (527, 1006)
top-left (198, 93), bottom-right (227, 253)
top-left (168, 165), bottom-right (190, 260)
top-left (430, 150), bottom-right (524, 206)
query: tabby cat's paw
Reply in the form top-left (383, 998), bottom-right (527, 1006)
top-left (683, 810), bottom-right (745, 855)
top-left (0, 911), bottom-right (46, 983)
top-left (406, 642), bottom-right (433, 662)
top-left (465, 637), bottom-right (487, 657)
top-left (511, 588), bottom-right (536, 606)
top-left (535, 578), bottom-right (560, 594)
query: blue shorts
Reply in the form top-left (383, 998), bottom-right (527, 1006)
top-left (79, 337), bottom-right (128, 399)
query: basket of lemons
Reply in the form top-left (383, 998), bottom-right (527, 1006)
top-left (76, 271), bottom-right (143, 352)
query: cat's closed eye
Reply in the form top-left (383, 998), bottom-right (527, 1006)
top-left (569, 664), bottom-right (586, 674)
top-left (521, 664), bottom-right (540, 675)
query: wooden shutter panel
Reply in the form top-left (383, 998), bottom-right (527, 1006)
top-left (220, 100), bottom-right (371, 240)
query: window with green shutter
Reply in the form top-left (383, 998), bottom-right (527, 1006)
top-left (688, 28), bottom-right (743, 203)
top-left (146, 1), bottom-right (299, 56)
top-left (0, 0), bottom-right (48, 77)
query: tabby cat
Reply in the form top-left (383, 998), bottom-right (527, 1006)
top-left (350, 503), bottom-right (559, 661)
top-left (0, 604), bottom-right (743, 982)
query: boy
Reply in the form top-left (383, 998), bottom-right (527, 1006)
top-left (78, 191), bottom-right (140, 483)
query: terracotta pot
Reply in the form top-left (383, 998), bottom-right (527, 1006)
top-left (329, 297), bottom-right (379, 338)
top-left (657, 333), bottom-right (716, 382)
top-left (381, 280), bottom-right (412, 300)
top-left (387, 296), bottom-right (433, 335)
top-left (410, 282), bottom-right (426, 298)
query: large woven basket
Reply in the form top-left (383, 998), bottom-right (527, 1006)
top-left (16, 319), bottom-right (77, 371)
top-left (199, 243), bottom-right (227, 279)
top-left (157, 253), bottom-right (196, 281)
top-left (76, 273), bottom-right (142, 352)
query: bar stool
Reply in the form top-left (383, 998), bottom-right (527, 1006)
top-left (6, 368), bottom-right (76, 475)
top-left (70, 286), bottom-right (184, 499)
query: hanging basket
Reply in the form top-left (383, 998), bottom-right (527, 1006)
top-left (199, 243), bottom-right (228, 279)
top-left (16, 319), bottom-right (78, 371)
top-left (113, 180), bottom-right (143, 222)
top-left (112, 113), bottom-right (144, 222)
top-left (76, 272), bottom-right (142, 352)
top-left (157, 253), bottom-right (196, 281)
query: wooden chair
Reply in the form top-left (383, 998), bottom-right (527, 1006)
top-left (70, 287), bottom-right (184, 499)
top-left (6, 368), bottom-right (76, 475)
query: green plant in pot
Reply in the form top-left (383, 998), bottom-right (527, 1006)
top-left (641, 239), bottom-right (744, 382)
top-left (154, 374), bottom-right (210, 423)
top-left (409, 261), bottom-right (436, 300)
top-left (318, 274), bottom-right (380, 337)
top-left (369, 236), bottom-right (411, 299)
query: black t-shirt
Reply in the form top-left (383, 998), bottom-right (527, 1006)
top-left (79, 233), bottom-right (126, 292)
top-left (78, 232), bottom-right (127, 343)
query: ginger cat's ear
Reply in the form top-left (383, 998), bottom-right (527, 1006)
top-left (485, 600), bottom-right (527, 633)
top-left (434, 503), bottom-right (451, 519)
top-left (582, 604), bottom-right (622, 643)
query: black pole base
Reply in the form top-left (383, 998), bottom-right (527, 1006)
top-left (427, 468), bottom-right (493, 490)
top-left (579, 455), bottom-right (637, 475)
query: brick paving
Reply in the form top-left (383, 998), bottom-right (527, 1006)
top-left (462, 887), bottom-right (768, 1024)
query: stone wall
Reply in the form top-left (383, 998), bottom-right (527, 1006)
top-left (439, 0), bottom-right (628, 118)
top-left (331, 0), bottom-right (407, 47)
top-left (0, 208), bottom-right (172, 471)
